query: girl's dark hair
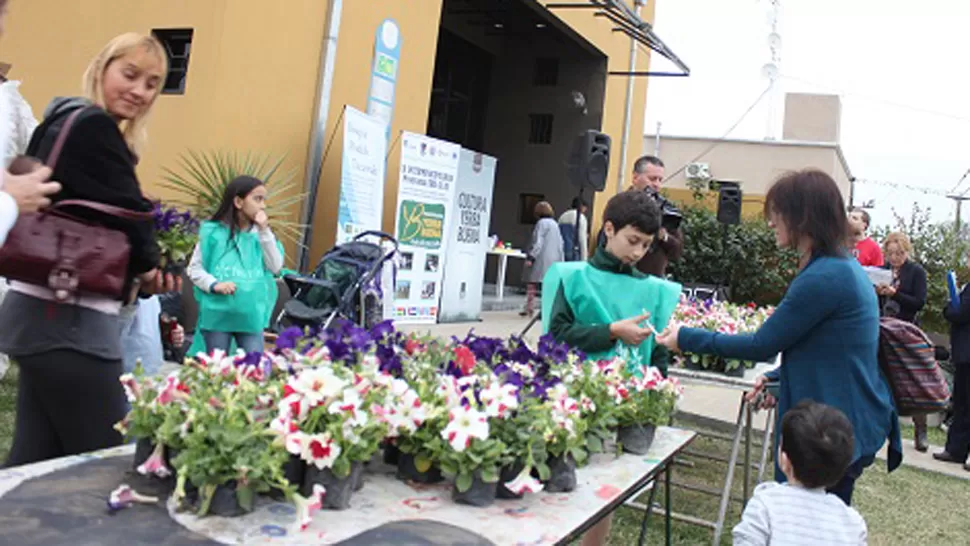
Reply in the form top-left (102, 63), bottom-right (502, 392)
top-left (211, 175), bottom-right (265, 238)
top-left (764, 169), bottom-right (848, 257)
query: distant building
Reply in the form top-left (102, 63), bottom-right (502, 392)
top-left (646, 92), bottom-right (853, 216)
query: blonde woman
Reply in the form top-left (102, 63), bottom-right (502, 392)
top-left (878, 232), bottom-right (927, 324)
top-left (0, 33), bottom-right (177, 467)
top-left (522, 200), bottom-right (564, 317)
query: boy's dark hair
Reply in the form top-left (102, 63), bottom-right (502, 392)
top-left (764, 169), bottom-right (848, 258)
top-left (570, 196), bottom-right (588, 209)
top-left (781, 400), bottom-right (854, 489)
top-left (603, 190), bottom-right (661, 235)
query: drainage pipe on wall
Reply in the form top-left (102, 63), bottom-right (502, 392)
top-left (614, 0), bottom-right (646, 194)
top-left (297, 0), bottom-right (343, 271)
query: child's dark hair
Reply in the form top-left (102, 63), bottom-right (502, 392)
top-left (211, 175), bottom-right (265, 238)
top-left (602, 190), bottom-right (661, 235)
top-left (781, 400), bottom-right (854, 489)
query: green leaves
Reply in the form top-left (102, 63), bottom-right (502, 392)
top-left (236, 485), bottom-right (255, 513)
top-left (667, 202), bottom-right (798, 307)
top-left (456, 472), bottom-right (474, 493)
top-left (160, 150), bottom-right (307, 251)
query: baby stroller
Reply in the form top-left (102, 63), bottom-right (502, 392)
top-left (276, 231), bottom-right (398, 331)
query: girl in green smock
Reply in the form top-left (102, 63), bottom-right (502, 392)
top-left (187, 176), bottom-right (283, 355)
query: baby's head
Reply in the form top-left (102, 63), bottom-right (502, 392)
top-left (601, 190), bottom-right (660, 266)
top-left (779, 401), bottom-right (854, 489)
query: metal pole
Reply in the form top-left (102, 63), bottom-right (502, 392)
top-left (297, 0), bottom-right (343, 271)
top-left (615, 0), bottom-right (645, 195)
top-left (654, 121), bottom-right (662, 155)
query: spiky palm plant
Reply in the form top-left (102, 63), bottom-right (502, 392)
top-left (160, 150), bottom-right (307, 250)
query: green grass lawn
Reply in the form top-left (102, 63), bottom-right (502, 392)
top-left (1, 370), bottom-right (968, 544)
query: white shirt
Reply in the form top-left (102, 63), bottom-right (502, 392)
top-left (0, 189), bottom-right (15, 247)
top-left (733, 482), bottom-right (868, 546)
top-left (557, 208), bottom-right (589, 260)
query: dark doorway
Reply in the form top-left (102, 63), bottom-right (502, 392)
top-left (426, 29), bottom-right (492, 151)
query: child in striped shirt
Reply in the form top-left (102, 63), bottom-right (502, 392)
top-left (733, 401), bottom-right (868, 546)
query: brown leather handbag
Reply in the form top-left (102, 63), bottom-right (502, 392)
top-left (0, 106), bottom-right (152, 302)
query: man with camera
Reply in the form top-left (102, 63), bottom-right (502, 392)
top-left (629, 155), bottom-right (683, 277)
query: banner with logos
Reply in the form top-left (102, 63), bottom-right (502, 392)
top-left (335, 106), bottom-right (388, 244)
top-left (438, 150), bottom-right (497, 323)
top-left (392, 132), bottom-right (460, 323)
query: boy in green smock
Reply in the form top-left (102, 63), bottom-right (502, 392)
top-left (543, 189), bottom-right (682, 546)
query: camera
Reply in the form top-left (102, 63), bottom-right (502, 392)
top-left (647, 189), bottom-right (683, 232)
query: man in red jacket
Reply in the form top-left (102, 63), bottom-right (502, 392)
top-left (848, 207), bottom-right (883, 267)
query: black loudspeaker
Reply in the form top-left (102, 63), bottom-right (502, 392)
top-left (716, 181), bottom-right (742, 225)
top-left (568, 130), bottom-right (611, 191)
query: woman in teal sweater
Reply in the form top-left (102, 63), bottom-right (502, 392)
top-left (658, 169), bottom-right (902, 506)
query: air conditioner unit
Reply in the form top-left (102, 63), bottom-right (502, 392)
top-left (686, 162), bottom-right (711, 180)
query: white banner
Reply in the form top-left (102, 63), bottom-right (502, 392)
top-left (336, 106), bottom-right (388, 244)
top-left (438, 150), bottom-right (497, 323)
top-left (391, 132), bottom-right (460, 324)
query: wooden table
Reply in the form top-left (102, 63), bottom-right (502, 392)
top-left (0, 428), bottom-right (696, 546)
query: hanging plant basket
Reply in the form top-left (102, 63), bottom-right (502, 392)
top-left (617, 423), bottom-right (657, 455)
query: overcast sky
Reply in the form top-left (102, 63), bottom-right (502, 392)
top-left (644, 0), bottom-right (970, 229)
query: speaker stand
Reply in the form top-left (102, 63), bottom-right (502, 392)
top-left (713, 223), bottom-right (730, 300)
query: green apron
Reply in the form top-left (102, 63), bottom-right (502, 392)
top-left (194, 221), bottom-right (281, 336)
top-left (542, 262), bottom-right (682, 373)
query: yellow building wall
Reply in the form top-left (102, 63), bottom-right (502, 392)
top-left (2, 0), bottom-right (658, 265)
top-left (1, 0), bottom-right (329, 264)
top-left (308, 0), bottom-right (444, 263)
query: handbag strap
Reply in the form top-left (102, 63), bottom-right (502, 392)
top-left (42, 106), bottom-right (152, 222)
top-left (46, 106), bottom-right (86, 171)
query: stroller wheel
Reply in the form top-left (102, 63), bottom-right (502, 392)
top-left (363, 293), bottom-right (383, 329)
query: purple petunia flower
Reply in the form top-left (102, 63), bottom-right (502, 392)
top-left (276, 326), bottom-right (304, 351)
top-left (369, 320), bottom-right (395, 340)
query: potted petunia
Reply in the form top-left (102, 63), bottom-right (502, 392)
top-left (153, 202), bottom-right (199, 277)
top-left (614, 366), bottom-right (682, 455)
top-left (435, 373), bottom-right (512, 507)
top-left (378, 372), bottom-right (447, 484)
top-left (538, 383), bottom-right (588, 493)
top-left (170, 376), bottom-right (292, 517)
top-left (116, 365), bottom-right (172, 477)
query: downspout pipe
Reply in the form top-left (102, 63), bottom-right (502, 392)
top-left (614, 0), bottom-right (646, 194)
top-left (297, 0), bottom-right (343, 271)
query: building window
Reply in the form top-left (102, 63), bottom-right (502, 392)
top-left (528, 114), bottom-right (554, 145)
top-left (533, 57), bottom-right (559, 87)
top-left (519, 193), bottom-right (545, 224)
top-left (152, 28), bottom-right (194, 95)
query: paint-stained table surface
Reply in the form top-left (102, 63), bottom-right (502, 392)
top-left (0, 427), bottom-right (696, 546)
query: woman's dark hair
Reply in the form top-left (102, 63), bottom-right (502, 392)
top-left (764, 169), bottom-right (848, 257)
top-left (211, 175), bottom-right (265, 238)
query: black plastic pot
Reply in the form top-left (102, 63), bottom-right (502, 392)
top-left (496, 460), bottom-right (526, 500)
top-left (208, 481), bottom-right (251, 517)
top-left (132, 438), bottom-right (155, 470)
top-left (617, 423), bottom-right (657, 455)
top-left (352, 461), bottom-right (365, 492)
top-left (544, 454), bottom-right (577, 493)
top-left (396, 453), bottom-right (444, 484)
top-left (452, 470), bottom-right (498, 508)
top-left (383, 443), bottom-right (401, 466)
top-left (303, 463), bottom-right (361, 510)
top-left (723, 363), bottom-right (745, 378)
top-left (683, 355), bottom-right (704, 371)
top-left (269, 455), bottom-right (306, 501)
